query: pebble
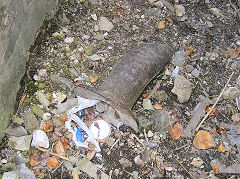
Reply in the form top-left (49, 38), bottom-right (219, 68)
top-left (185, 64), bottom-right (194, 73)
top-left (153, 90), bottom-right (168, 102)
top-left (134, 155), bottom-right (144, 167)
top-left (106, 137), bottom-right (116, 147)
top-left (172, 50), bottom-right (186, 66)
top-left (191, 68), bottom-right (201, 78)
top-left (236, 75), bottom-right (240, 88)
top-left (132, 171), bottom-right (139, 179)
top-left (42, 113), bottom-right (51, 120)
top-left (50, 74), bottom-right (74, 91)
top-left (57, 98), bottom-right (78, 113)
top-left (236, 40), bottom-right (240, 46)
top-left (5, 125), bottom-right (28, 137)
top-left (82, 35), bottom-right (90, 40)
top-left (171, 75), bottom-right (192, 103)
top-left (94, 33), bottom-right (105, 40)
top-left (137, 115), bottom-right (154, 132)
top-left (22, 112), bottom-right (39, 132)
top-left (119, 158), bottom-right (132, 168)
top-left (14, 154), bottom-right (28, 165)
top-left (191, 157), bottom-right (203, 168)
top-left (175, 5), bottom-right (185, 17)
top-left (36, 90), bottom-right (50, 109)
top-left (142, 98), bottom-right (154, 110)
top-left (2, 159), bottom-right (8, 164)
top-left (64, 37), bottom-right (74, 43)
top-left (98, 17), bottom-right (114, 32)
top-left (222, 87), bottom-right (240, 100)
top-left (206, 21), bottom-right (213, 28)
top-left (31, 130), bottom-right (49, 148)
top-left (147, 130), bottom-right (154, 138)
top-left (87, 54), bottom-right (101, 61)
top-left (210, 8), bottom-right (222, 17)
top-left (8, 135), bottom-right (32, 151)
top-left (91, 14), bottom-right (97, 21)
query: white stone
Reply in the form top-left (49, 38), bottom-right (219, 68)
top-left (31, 130), bottom-right (49, 148)
top-left (64, 37), bottom-right (74, 43)
top-left (175, 5), bottom-right (185, 17)
top-left (98, 17), bottom-right (114, 32)
top-left (91, 14), bottom-right (97, 21)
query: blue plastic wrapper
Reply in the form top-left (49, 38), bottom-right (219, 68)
top-left (76, 128), bottom-right (84, 143)
top-left (78, 109), bottom-right (85, 120)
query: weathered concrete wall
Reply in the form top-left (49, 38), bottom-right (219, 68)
top-left (0, 0), bottom-right (59, 143)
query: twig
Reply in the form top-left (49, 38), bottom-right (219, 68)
top-left (52, 161), bottom-right (64, 173)
top-left (147, 80), bottom-right (161, 99)
top-left (109, 138), bottom-right (120, 151)
top-left (175, 158), bottom-right (195, 179)
top-left (196, 71), bottom-right (235, 131)
top-left (132, 134), bottom-right (146, 148)
top-left (144, 129), bottom-right (149, 144)
top-left (34, 146), bottom-right (74, 163)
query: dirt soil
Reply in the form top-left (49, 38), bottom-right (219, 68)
top-left (1, 0), bottom-right (240, 178)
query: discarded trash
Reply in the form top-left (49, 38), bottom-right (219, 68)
top-left (90, 120), bottom-right (111, 140)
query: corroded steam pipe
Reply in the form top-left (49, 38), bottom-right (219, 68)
top-left (75, 43), bottom-right (173, 132)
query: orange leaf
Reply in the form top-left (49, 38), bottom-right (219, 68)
top-left (17, 95), bottom-right (26, 112)
top-left (225, 48), bottom-right (239, 59)
top-left (154, 104), bottom-right (163, 110)
top-left (183, 46), bottom-right (194, 57)
top-left (166, 17), bottom-right (173, 24)
top-left (42, 122), bottom-right (52, 133)
top-left (157, 21), bottom-right (166, 29)
top-left (169, 122), bottom-right (183, 140)
top-left (89, 76), bottom-right (98, 83)
top-left (86, 150), bottom-right (96, 160)
top-left (142, 93), bottom-right (149, 98)
top-left (193, 130), bottom-right (215, 149)
top-left (29, 151), bottom-right (40, 167)
top-left (55, 140), bottom-right (65, 156)
top-left (59, 113), bottom-right (68, 122)
top-left (61, 137), bottom-right (70, 149)
top-left (205, 106), bottom-right (216, 117)
top-left (47, 156), bottom-right (59, 169)
top-left (218, 142), bottom-right (225, 152)
top-left (72, 169), bottom-right (79, 179)
top-left (212, 165), bottom-right (219, 174)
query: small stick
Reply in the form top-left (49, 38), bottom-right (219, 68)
top-left (147, 80), bottom-right (161, 99)
top-left (196, 71), bottom-right (235, 131)
top-left (175, 158), bottom-right (194, 178)
top-left (132, 134), bottom-right (146, 148)
top-left (34, 146), bottom-right (74, 163)
top-left (109, 138), bottom-right (120, 151)
top-left (144, 129), bottom-right (149, 144)
top-left (51, 161), bottom-right (64, 173)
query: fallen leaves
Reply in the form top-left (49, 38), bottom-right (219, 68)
top-left (89, 76), bottom-right (98, 83)
top-left (42, 122), bottom-right (52, 133)
top-left (183, 46), bottom-right (194, 57)
top-left (212, 164), bottom-right (219, 174)
top-left (157, 21), bottom-right (166, 29)
top-left (166, 17), bottom-right (173, 24)
top-left (29, 151), bottom-right (40, 167)
top-left (47, 156), bottom-right (59, 169)
top-left (193, 130), bottom-right (215, 149)
top-left (153, 103), bottom-right (163, 110)
top-left (169, 122), bottom-right (183, 140)
top-left (225, 47), bottom-right (240, 59)
top-left (59, 113), bottom-right (68, 122)
top-left (55, 140), bottom-right (65, 156)
top-left (218, 142), bottom-right (225, 152)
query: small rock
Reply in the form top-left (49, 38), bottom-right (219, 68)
top-left (137, 115), bottom-right (154, 132)
top-left (113, 169), bottom-right (120, 176)
top-left (106, 137), bottom-right (116, 147)
top-left (64, 37), bottom-right (74, 43)
top-left (153, 90), bottom-right (168, 102)
top-left (142, 98), bottom-right (154, 110)
top-left (132, 171), bottom-right (139, 179)
top-left (96, 102), bottom-right (108, 113)
top-left (98, 17), bottom-right (114, 32)
top-left (5, 125), bottom-right (27, 137)
top-left (236, 75), bottom-right (240, 88)
top-left (172, 50), bottom-right (186, 66)
top-left (30, 104), bottom-right (44, 118)
top-left (222, 87), bottom-right (240, 100)
top-left (191, 157), bottom-right (203, 168)
top-left (42, 113), bottom-right (51, 120)
top-left (171, 75), bottom-right (192, 103)
top-left (175, 5), bottom-right (185, 17)
top-left (36, 91), bottom-right (50, 108)
top-left (50, 74), bottom-right (74, 91)
top-left (94, 33), bottom-right (105, 40)
top-left (87, 54), bottom-right (101, 61)
top-left (2, 171), bottom-right (19, 179)
top-left (206, 21), bottom-right (213, 28)
top-left (232, 113), bottom-right (240, 122)
top-left (210, 8), bottom-right (222, 17)
top-left (8, 135), bottom-right (32, 151)
top-left (91, 14), bottom-right (97, 21)
top-left (82, 35), bottom-right (90, 40)
top-left (150, 110), bottom-right (169, 137)
top-left (84, 45), bottom-right (94, 56)
top-left (147, 130), bottom-right (154, 138)
top-left (171, 66), bottom-right (180, 78)
top-left (31, 130), bottom-right (49, 148)
top-left (64, 161), bottom-right (73, 171)
top-left (22, 112), bottom-right (39, 132)
top-left (14, 154), bottom-right (28, 165)
top-left (143, 141), bottom-right (158, 148)
top-left (185, 64), bottom-right (194, 73)
top-left (119, 158), bottom-right (132, 169)
top-left (191, 69), bottom-right (201, 78)
top-left (12, 115), bottom-right (24, 125)
top-left (57, 98), bottom-right (78, 113)
top-left (55, 92), bottom-right (67, 103)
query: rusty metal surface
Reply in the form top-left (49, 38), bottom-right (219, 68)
top-left (75, 43), bottom-right (173, 132)
top-left (99, 43), bottom-right (173, 108)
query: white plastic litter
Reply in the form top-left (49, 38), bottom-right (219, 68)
top-left (90, 120), bottom-right (111, 140)
top-left (66, 96), bottom-right (101, 152)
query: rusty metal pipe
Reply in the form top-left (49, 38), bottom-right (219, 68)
top-left (75, 43), bottom-right (173, 132)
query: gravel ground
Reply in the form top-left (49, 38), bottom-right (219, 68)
top-left (1, 0), bottom-right (240, 178)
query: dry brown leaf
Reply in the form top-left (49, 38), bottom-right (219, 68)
top-left (225, 48), bottom-right (240, 59)
top-left (17, 95), bottom-right (26, 113)
top-left (72, 169), bottom-right (79, 179)
top-left (166, 17), bottom-right (173, 24)
top-left (157, 21), bottom-right (166, 29)
top-left (59, 113), bottom-right (68, 122)
top-left (169, 122), bottom-right (183, 140)
top-left (66, 133), bottom-right (73, 140)
top-left (218, 142), bottom-right (225, 152)
top-left (142, 93), bottom-right (149, 98)
top-left (212, 164), bottom-right (219, 174)
top-left (61, 137), bottom-right (70, 149)
top-left (193, 130), bottom-right (215, 149)
top-left (46, 156), bottom-right (59, 169)
top-left (183, 46), bottom-right (194, 57)
top-left (89, 76), bottom-right (98, 83)
top-left (55, 140), bottom-right (65, 156)
top-left (86, 150), bottom-right (96, 160)
top-left (42, 122), bottom-right (52, 133)
top-left (29, 151), bottom-right (40, 167)
top-left (205, 106), bottom-right (216, 117)
top-left (154, 104), bottom-right (163, 110)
